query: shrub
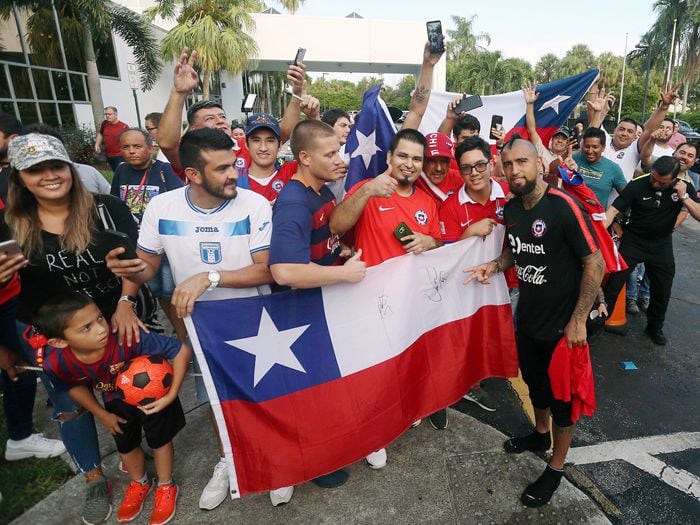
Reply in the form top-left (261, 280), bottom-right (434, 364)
top-left (59, 125), bottom-right (97, 164)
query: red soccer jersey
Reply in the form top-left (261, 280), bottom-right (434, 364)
top-left (344, 180), bottom-right (442, 268)
top-left (233, 139), bottom-right (252, 172)
top-left (415, 169), bottom-right (464, 210)
top-left (0, 196), bottom-right (20, 303)
top-left (439, 179), bottom-right (517, 287)
top-left (245, 161), bottom-right (297, 204)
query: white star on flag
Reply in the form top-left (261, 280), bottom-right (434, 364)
top-left (539, 94), bottom-right (571, 115)
top-left (225, 307), bottom-right (310, 387)
top-left (350, 129), bottom-right (382, 169)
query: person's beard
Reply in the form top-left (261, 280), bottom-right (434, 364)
top-left (201, 175), bottom-right (237, 200)
top-left (509, 178), bottom-right (537, 196)
top-left (398, 175), bottom-right (411, 187)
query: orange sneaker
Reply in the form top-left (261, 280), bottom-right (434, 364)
top-left (117, 480), bottom-right (152, 523)
top-left (149, 483), bottom-right (179, 525)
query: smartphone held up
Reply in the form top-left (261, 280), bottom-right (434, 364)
top-left (426, 20), bottom-right (445, 54)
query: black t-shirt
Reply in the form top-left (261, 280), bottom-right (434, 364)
top-left (613, 174), bottom-right (699, 240)
top-left (0, 194), bottom-right (138, 324)
top-left (0, 166), bottom-right (9, 204)
top-left (504, 186), bottom-right (599, 341)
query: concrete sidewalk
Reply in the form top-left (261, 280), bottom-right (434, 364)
top-left (12, 377), bottom-right (610, 524)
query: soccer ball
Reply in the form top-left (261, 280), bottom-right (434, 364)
top-left (116, 355), bottom-right (173, 406)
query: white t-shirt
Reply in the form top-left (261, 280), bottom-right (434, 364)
top-left (651, 143), bottom-right (675, 164)
top-left (602, 130), bottom-right (640, 182)
top-left (138, 186), bottom-right (272, 301)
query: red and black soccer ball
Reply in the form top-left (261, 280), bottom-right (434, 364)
top-left (116, 355), bottom-right (173, 406)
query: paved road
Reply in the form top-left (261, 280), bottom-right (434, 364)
top-left (454, 220), bottom-right (700, 525)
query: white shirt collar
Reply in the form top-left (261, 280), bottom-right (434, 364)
top-left (458, 179), bottom-right (505, 205)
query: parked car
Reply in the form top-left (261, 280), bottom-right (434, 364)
top-left (678, 120), bottom-right (700, 141)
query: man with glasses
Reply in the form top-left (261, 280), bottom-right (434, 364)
top-left (95, 106), bottom-right (129, 172)
top-left (603, 156), bottom-right (700, 345)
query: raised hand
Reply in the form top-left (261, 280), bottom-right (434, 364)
top-left (446, 95), bottom-right (466, 121)
top-left (173, 48), bottom-right (199, 94)
top-left (287, 62), bottom-right (306, 97)
top-left (522, 81), bottom-right (539, 104)
top-left (660, 83), bottom-right (681, 106)
top-left (424, 39), bottom-right (445, 66)
top-left (367, 168), bottom-right (398, 198)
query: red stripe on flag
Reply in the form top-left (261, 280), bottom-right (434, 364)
top-left (219, 304), bottom-right (518, 495)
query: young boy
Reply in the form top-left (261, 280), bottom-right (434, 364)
top-left (35, 291), bottom-right (191, 525)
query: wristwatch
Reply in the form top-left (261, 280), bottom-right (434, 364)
top-left (680, 193), bottom-right (689, 201)
top-left (207, 270), bottom-right (221, 291)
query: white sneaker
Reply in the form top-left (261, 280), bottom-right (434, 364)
top-left (411, 419), bottom-right (422, 428)
top-left (269, 486), bottom-right (294, 506)
top-left (5, 433), bottom-right (66, 461)
top-left (366, 448), bottom-right (387, 469)
top-left (198, 460), bottom-right (229, 510)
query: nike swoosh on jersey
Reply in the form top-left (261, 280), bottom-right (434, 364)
top-left (460, 220), bottom-right (472, 227)
top-left (378, 206), bottom-right (394, 211)
top-left (642, 196), bottom-right (653, 200)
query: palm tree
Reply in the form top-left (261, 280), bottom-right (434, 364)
top-left (557, 44), bottom-right (596, 77)
top-left (636, 0), bottom-right (700, 112)
top-left (447, 15), bottom-right (491, 62)
top-left (534, 53), bottom-right (560, 83)
top-left (597, 52), bottom-right (624, 87)
top-left (2, 1), bottom-right (162, 129)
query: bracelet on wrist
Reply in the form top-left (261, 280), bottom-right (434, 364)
top-left (118, 295), bottom-right (138, 308)
top-left (493, 259), bottom-right (502, 273)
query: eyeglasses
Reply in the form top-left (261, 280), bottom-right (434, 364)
top-left (459, 161), bottom-right (489, 175)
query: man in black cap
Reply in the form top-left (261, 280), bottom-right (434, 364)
top-left (603, 156), bottom-right (700, 345)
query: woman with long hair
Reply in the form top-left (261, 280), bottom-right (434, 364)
top-left (0, 134), bottom-right (146, 525)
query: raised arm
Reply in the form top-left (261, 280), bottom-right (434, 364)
top-left (638, 83), bottom-right (680, 153)
top-left (587, 88), bottom-right (615, 129)
top-left (523, 82), bottom-right (542, 148)
top-left (402, 40), bottom-right (445, 131)
top-left (279, 62), bottom-right (308, 143)
top-left (437, 95), bottom-right (466, 136)
top-left (158, 49), bottom-right (200, 170)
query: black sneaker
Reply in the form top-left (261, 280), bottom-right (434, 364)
top-left (503, 430), bottom-right (551, 454)
top-left (644, 326), bottom-right (667, 346)
top-left (428, 408), bottom-right (448, 430)
top-left (520, 465), bottom-right (563, 507)
top-left (82, 477), bottom-right (112, 525)
top-left (311, 469), bottom-right (348, 488)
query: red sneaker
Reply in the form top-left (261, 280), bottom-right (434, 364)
top-left (117, 480), bottom-right (152, 523)
top-left (149, 483), bottom-right (179, 525)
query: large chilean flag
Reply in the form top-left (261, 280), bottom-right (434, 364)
top-left (419, 69), bottom-right (600, 147)
top-left (185, 230), bottom-right (518, 497)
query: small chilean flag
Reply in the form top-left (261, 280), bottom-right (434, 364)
top-left (420, 69), bottom-right (600, 147)
top-left (185, 230), bottom-right (518, 497)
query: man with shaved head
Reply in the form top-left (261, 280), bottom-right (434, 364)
top-left (466, 137), bottom-right (604, 508)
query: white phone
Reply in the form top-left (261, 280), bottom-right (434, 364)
top-left (0, 239), bottom-right (21, 257)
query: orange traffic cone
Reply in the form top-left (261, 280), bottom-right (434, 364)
top-left (604, 284), bottom-right (627, 335)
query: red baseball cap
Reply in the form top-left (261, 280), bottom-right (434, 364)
top-left (425, 132), bottom-right (454, 159)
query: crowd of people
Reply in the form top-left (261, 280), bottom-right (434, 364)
top-left (0, 37), bottom-right (699, 525)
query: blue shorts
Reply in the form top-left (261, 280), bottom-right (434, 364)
top-left (148, 257), bottom-right (176, 300)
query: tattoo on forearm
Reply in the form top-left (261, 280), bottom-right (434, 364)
top-left (572, 254), bottom-right (605, 321)
top-left (413, 85), bottom-right (428, 103)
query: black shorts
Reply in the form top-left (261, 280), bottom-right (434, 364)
top-left (104, 397), bottom-right (186, 453)
top-left (516, 331), bottom-right (573, 428)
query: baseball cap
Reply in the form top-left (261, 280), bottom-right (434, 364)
top-left (8, 133), bottom-right (72, 171)
top-left (245, 113), bottom-right (281, 139)
top-left (553, 126), bottom-right (571, 139)
top-left (425, 132), bottom-right (454, 159)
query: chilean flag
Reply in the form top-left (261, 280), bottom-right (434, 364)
top-left (185, 230), bottom-right (518, 497)
top-left (419, 69), bottom-right (600, 146)
top-left (344, 84), bottom-right (397, 191)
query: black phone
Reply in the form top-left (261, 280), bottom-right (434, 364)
top-left (294, 47), bottom-right (306, 66)
top-left (393, 222), bottom-right (414, 246)
top-left (455, 94), bottom-right (483, 114)
top-left (426, 20), bottom-right (444, 54)
top-left (103, 229), bottom-right (137, 260)
top-left (0, 239), bottom-right (21, 257)
top-left (489, 115), bottom-right (504, 140)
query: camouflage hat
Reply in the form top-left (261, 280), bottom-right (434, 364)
top-left (8, 133), bottom-right (72, 171)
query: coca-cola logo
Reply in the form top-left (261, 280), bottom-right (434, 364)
top-left (516, 264), bottom-right (548, 285)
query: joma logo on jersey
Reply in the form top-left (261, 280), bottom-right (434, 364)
top-left (200, 242), bottom-right (222, 264)
top-left (195, 226), bottom-right (220, 233)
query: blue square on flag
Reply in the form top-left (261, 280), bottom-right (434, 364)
top-left (191, 288), bottom-right (341, 403)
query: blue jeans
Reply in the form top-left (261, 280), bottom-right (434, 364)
top-left (1, 297), bottom-right (36, 441)
top-left (626, 263), bottom-right (651, 301)
top-left (15, 321), bottom-right (102, 473)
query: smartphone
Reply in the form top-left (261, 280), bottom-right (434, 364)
top-left (426, 21), bottom-right (444, 54)
top-left (393, 222), bottom-right (414, 246)
top-left (455, 94), bottom-right (483, 114)
top-left (0, 239), bottom-right (21, 257)
top-left (293, 47), bottom-right (306, 66)
top-left (489, 115), bottom-right (504, 140)
top-left (103, 229), bottom-right (137, 260)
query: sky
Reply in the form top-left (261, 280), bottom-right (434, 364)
top-left (289, 0), bottom-right (659, 83)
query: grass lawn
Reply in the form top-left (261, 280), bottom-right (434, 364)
top-left (0, 402), bottom-right (74, 524)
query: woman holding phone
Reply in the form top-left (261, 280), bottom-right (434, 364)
top-left (0, 133), bottom-right (144, 525)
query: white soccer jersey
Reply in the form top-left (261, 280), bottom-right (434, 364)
top-left (138, 186), bottom-right (272, 300)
